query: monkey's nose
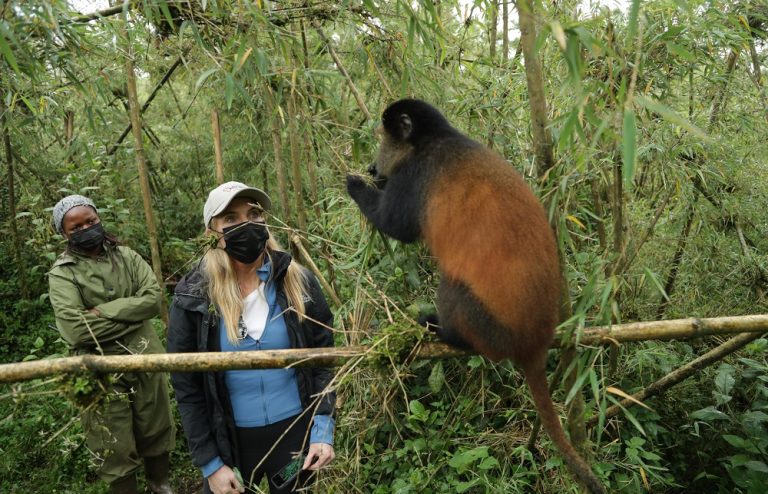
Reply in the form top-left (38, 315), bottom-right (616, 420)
top-left (367, 163), bottom-right (378, 176)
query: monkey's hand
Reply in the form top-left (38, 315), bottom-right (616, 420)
top-left (346, 173), bottom-right (369, 194)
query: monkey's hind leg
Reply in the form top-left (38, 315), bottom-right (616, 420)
top-left (419, 312), bottom-right (473, 350)
top-left (420, 278), bottom-right (481, 350)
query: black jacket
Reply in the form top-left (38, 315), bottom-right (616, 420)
top-left (167, 250), bottom-right (336, 470)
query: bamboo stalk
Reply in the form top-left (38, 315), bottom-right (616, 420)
top-left (64, 110), bottom-right (74, 146)
top-left (72, 4), bottom-right (126, 23)
top-left (211, 108), bottom-right (224, 184)
top-left (263, 85), bottom-right (291, 219)
top-left (515, 0), bottom-right (554, 176)
top-left (502, 0), bottom-right (509, 63)
top-left (2, 315), bottom-right (767, 384)
top-left (489, 0), bottom-right (498, 60)
top-left (1, 100), bottom-right (29, 299)
top-left (125, 47), bottom-right (169, 327)
top-left (587, 331), bottom-right (765, 427)
top-left (286, 86), bottom-right (308, 233)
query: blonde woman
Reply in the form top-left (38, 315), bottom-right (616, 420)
top-left (168, 182), bottom-right (336, 494)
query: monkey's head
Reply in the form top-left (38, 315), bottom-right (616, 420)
top-left (373, 99), bottom-right (452, 178)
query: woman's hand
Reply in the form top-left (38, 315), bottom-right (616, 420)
top-left (208, 465), bottom-right (245, 494)
top-left (303, 442), bottom-right (335, 471)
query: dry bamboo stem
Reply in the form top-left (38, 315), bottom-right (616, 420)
top-left (2, 315), bottom-right (767, 384)
top-left (587, 331), bottom-right (765, 427)
top-left (211, 108), bottom-right (224, 184)
top-left (290, 233), bottom-right (342, 307)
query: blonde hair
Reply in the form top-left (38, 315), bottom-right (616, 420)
top-left (203, 235), bottom-right (309, 345)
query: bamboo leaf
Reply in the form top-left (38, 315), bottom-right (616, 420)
top-left (254, 48), bottom-right (268, 76)
top-left (550, 21), bottom-right (567, 50)
top-left (607, 395), bottom-right (646, 435)
top-left (666, 42), bottom-right (696, 62)
top-left (622, 109), bottom-right (637, 190)
top-left (428, 360), bottom-right (445, 393)
top-left (644, 267), bottom-right (669, 302)
top-left (606, 386), bottom-right (653, 411)
top-left (235, 47), bottom-right (253, 72)
top-left (195, 68), bottom-right (219, 92)
top-left (636, 95), bottom-right (709, 139)
top-left (566, 215), bottom-right (585, 229)
top-left (225, 73), bottom-right (235, 109)
top-left (157, 0), bottom-right (175, 28)
top-left (0, 23), bottom-right (21, 74)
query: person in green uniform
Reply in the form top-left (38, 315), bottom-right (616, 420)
top-left (47, 195), bottom-right (176, 494)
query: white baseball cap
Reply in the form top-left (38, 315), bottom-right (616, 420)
top-left (203, 181), bottom-right (272, 227)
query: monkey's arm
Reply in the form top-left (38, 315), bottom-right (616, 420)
top-left (346, 174), bottom-right (421, 243)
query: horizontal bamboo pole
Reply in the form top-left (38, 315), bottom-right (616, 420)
top-left (577, 314), bottom-right (768, 345)
top-left (0, 314), bottom-right (766, 384)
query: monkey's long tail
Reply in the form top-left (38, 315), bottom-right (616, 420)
top-left (523, 363), bottom-right (607, 494)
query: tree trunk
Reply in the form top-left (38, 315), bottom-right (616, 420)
top-left (211, 108), bottom-right (224, 184)
top-left (125, 53), bottom-right (169, 327)
top-left (1, 99), bottom-right (29, 299)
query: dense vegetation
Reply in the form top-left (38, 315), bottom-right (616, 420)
top-left (1, 0), bottom-right (768, 492)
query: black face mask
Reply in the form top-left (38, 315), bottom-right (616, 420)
top-left (68, 222), bottom-right (106, 253)
top-left (221, 222), bottom-right (269, 264)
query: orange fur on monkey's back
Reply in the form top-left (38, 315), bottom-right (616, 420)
top-left (422, 147), bottom-right (561, 359)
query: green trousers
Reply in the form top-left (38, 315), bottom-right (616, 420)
top-left (82, 371), bottom-right (175, 484)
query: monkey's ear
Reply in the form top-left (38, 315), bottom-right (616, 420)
top-left (397, 114), bottom-right (413, 141)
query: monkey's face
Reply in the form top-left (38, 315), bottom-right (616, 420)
top-left (373, 124), bottom-right (413, 179)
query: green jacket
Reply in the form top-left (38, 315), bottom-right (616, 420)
top-left (48, 244), bottom-right (163, 356)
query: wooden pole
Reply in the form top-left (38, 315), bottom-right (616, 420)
top-left (211, 108), bottom-right (224, 184)
top-left (125, 48), bottom-right (169, 327)
top-left (2, 315), bottom-right (767, 384)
